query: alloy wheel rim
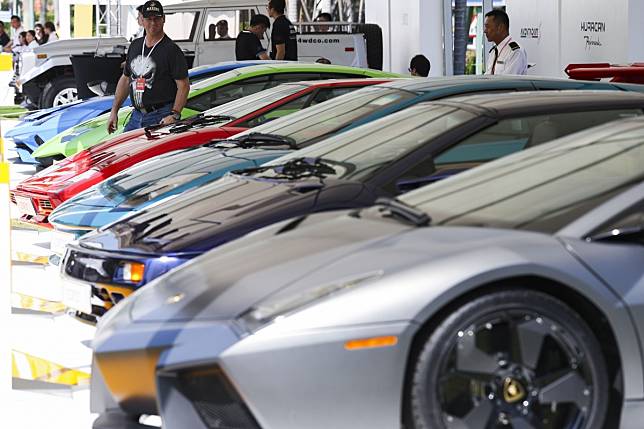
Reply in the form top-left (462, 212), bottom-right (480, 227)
top-left (53, 88), bottom-right (78, 106)
top-left (437, 309), bottom-right (594, 429)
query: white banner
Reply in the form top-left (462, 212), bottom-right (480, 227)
top-left (508, 0), bottom-right (642, 77)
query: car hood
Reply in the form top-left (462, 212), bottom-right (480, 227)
top-left (49, 146), bottom-right (292, 229)
top-left (13, 129), bottom-right (145, 194)
top-left (32, 108), bottom-right (132, 159)
top-left (12, 97), bottom-right (130, 144)
top-left (126, 213), bottom-right (556, 324)
top-left (79, 173), bottom-right (373, 255)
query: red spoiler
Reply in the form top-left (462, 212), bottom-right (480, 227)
top-left (565, 63), bottom-right (644, 84)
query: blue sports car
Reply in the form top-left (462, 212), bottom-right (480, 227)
top-left (48, 75), bottom-right (644, 237)
top-left (6, 61), bottom-right (269, 164)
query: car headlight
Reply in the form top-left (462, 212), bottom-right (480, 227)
top-left (237, 271), bottom-right (383, 333)
top-left (115, 261), bottom-right (145, 283)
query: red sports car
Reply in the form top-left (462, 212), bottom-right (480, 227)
top-left (11, 78), bottom-right (392, 226)
top-left (566, 63), bottom-right (644, 84)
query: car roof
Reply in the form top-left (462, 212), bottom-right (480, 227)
top-left (292, 77), bottom-right (397, 87)
top-left (375, 75), bottom-right (642, 94)
top-left (189, 62), bottom-right (398, 93)
top-left (189, 60), bottom-right (287, 74)
top-left (428, 90), bottom-right (644, 116)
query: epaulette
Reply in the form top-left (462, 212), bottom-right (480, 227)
top-left (509, 41), bottom-right (520, 51)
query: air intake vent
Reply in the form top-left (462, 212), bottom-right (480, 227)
top-left (38, 199), bottom-right (53, 210)
top-left (172, 365), bottom-right (261, 429)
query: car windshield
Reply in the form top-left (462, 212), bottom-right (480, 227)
top-left (400, 118), bottom-right (644, 234)
top-left (189, 68), bottom-right (242, 91)
top-left (231, 86), bottom-right (418, 145)
top-left (201, 84), bottom-right (308, 121)
top-left (248, 104), bottom-right (476, 181)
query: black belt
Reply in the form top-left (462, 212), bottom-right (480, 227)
top-left (136, 102), bottom-right (172, 114)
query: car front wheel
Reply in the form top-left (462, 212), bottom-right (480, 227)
top-left (408, 289), bottom-right (609, 429)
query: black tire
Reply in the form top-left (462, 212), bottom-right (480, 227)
top-left (409, 290), bottom-right (609, 429)
top-left (41, 76), bottom-right (78, 108)
top-left (358, 23), bottom-right (383, 70)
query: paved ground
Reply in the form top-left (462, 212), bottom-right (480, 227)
top-left (1, 71), bottom-right (99, 428)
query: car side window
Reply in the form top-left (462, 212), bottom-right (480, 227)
top-left (309, 87), bottom-right (356, 105)
top-left (185, 75), bottom-right (273, 111)
top-left (269, 73), bottom-right (328, 83)
top-left (238, 86), bottom-right (368, 128)
top-left (590, 202), bottom-right (644, 245)
top-left (238, 93), bottom-right (313, 128)
top-left (433, 109), bottom-right (643, 176)
top-left (203, 9), bottom-right (254, 41)
top-left (164, 12), bottom-right (200, 42)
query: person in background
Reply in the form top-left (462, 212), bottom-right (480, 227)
top-left (268, 0), bottom-right (297, 60)
top-left (235, 14), bottom-right (270, 60)
top-left (131, 5), bottom-right (145, 41)
top-left (11, 31), bottom-right (27, 53)
top-left (315, 12), bottom-right (333, 32)
top-left (26, 30), bottom-right (38, 49)
top-left (215, 20), bottom-right (231, 39)
top-left (0, 22), bottom-right (10, 49)
top-left (34, 23), bottom-right (46, 44)
top-left (3, 15), bottom-right (24, 52)
top-left (108, 0), bottom-right (189, 133)
top-left (483, 9), bottom-right (527, 75)
top-left (409, 54), bottom-right (430, 77)
top-left (44, 21), bottom-right (58, 43)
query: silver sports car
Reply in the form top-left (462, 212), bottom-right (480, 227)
top-left (91, 115), bottom-right (644, 429)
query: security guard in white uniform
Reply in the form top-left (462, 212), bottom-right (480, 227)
top-left (484, 9), bottom-right (527, 75)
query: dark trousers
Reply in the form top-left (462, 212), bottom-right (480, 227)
top-left (123, 104), bottom-right (173, 132)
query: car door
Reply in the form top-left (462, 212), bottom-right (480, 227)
top-left (163, 8), bottom-right (201, 66)
top-left (558, 191), bottom-right (644, 386)
top-left (199, 6), bottom-right (262, 65)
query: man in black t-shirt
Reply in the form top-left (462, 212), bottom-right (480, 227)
top-left (268, 0), bottom-right (297, 61)
top-left (235, 14), bottom-right (270, 60)
top-left (108, 0), bottom-right (189, 134)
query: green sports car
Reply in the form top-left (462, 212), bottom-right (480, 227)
top-left (32, 63), bottom-right (401, 162)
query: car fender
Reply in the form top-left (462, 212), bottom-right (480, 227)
top-left (20, 56), bottom-right (72, 86)
top-left (270, 229), bottom-right (643, 399)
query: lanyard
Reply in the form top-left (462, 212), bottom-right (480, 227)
top-left (142, 35), bottom-right (162, 59)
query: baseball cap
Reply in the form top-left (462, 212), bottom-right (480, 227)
top-left (142, 1), bottom-right (164, 18)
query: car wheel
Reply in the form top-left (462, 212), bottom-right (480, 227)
top-left (409, 290), bottom-right (609, 429)
top-left (42, 76), bottom-right (78, 108)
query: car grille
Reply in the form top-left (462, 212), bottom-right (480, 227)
top-left (170, 365), bottom-right (261, 429)
top-left (38, 199), bottom-right (53, 213)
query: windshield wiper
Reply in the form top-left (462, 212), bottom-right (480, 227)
top-left (169, 114), bottom-right (236, 133)
top-left (210, 132), bottom-right (298, 150)
top-left (143, 114), bottom-right (236, 138)
top-left (143, 123), bottom-right (166, 138)
top-left (357, 197), bottom-right (431, 227)
top-left (233, 157), bottom-right (336, 179)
